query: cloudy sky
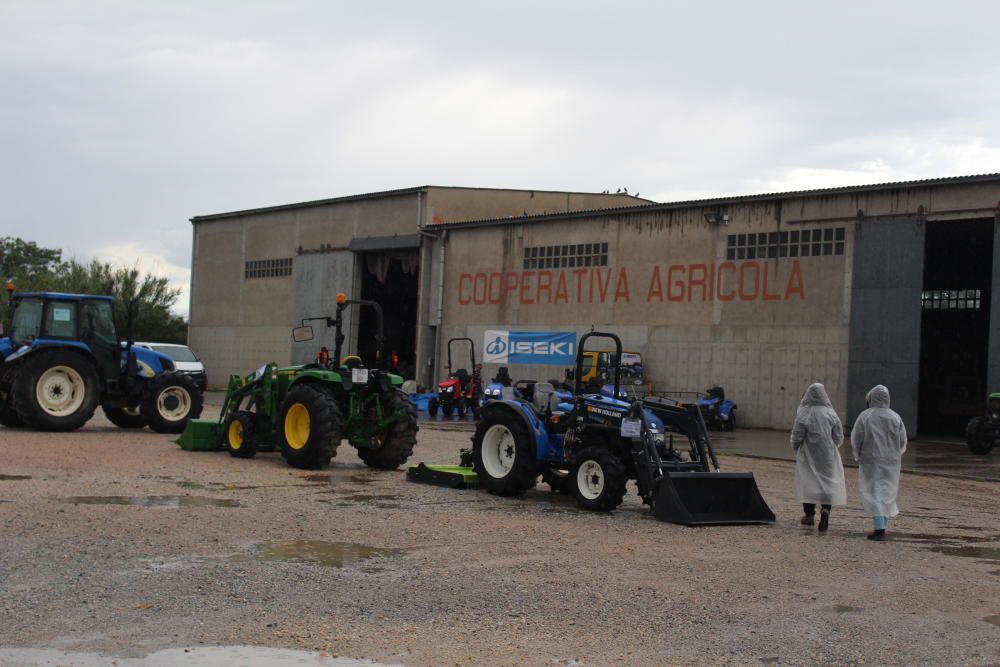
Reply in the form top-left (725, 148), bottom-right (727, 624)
top-left (2, 1), bottom-right (999, 315)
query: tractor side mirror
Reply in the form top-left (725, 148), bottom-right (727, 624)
top-left (292, 325), bottom-right (314, 343)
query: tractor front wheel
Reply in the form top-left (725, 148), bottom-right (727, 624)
top-left (278, 383), bottom-right (342, 469)
top-left (357, 389), bottom-right (418, 469)
top-left (966, 416), bottom-right (995, 455)
top-left (13, 350), bottom-right (99, 431)
top-left (457, 397), bottom-right (468, 418)
top-left (226, 410), bottom-right (257, 459)
top-left (141, 372), bottom-right (204, 433)
top-left (571, 446), bottom-right (627, 512)
top-left (103, 404), bottom-right (147, 429)
top-left (427, 397), bottom-right (439, 418)
top-left (472, 409), bottom-right (537, 496)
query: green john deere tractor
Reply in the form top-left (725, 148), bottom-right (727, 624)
top-left (965, 392), bottom-right (1000, 455)
top-left (178, 293), bottom-right (418, 470)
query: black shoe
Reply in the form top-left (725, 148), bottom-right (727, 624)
top-left (801, 514), bottom-right (815, 526)
top-left (818, 510), bottom-right (829, 532)
top-left (867, 529), bottom-right (886, 541)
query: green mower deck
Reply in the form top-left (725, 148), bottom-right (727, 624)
top-left (406, 463), bottom-right (479, 488)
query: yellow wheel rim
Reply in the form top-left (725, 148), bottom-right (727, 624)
top-left (228, 420), bottom-right (244, 449)
top-left (284, 403), bottom-right (310, 450)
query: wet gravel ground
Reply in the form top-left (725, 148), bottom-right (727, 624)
top-left (1, 413), bottom-right (999, 666)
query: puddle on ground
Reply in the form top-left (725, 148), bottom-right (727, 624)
top-left (984, 614), bottom-right (1000, 627)
top-left (62, 496), bottom-right (240, 508)
top-left (926, 545), bottom-right (1000, 561)
top-left (305, 472), bottom-right (379, 485)
top-left (827, 604), bottom-right (861, 613)
top-left (759, 659), bottom-right (780, 665)
top-left (0, 474), bottom-right (31, 481)
top-left (0, 646), bottom-right (398, 666)
top-left (255, 540), bottom-right (406, 568)
top-left (175, 480), bottom-right (260, 491)
top-left (317, 491), bottom-right (401, 508)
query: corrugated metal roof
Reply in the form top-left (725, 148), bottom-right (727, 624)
top-left (190, 185), bottom-right (651, 223)
top-left (437, 173), bottom-right (1000, 229)
top-left (190, 186), bottom-right (428, 222)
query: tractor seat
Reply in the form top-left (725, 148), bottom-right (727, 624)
top-left (532, 381), bottom-right (556, 413)
top-left (454, 368), bottom-right (470, 388)
top-left (707, 386), bottom-right (725, 401)
top-left (342, 355), bottom-right (364, 369)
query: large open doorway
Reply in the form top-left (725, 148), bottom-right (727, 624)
top-left (918, 219), bottom-right (994, 434)
top-left (357, 251), bottom-right (419, 379)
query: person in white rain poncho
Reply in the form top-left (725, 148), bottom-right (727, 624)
top-left (851, 385), bottom-right (908, 541)
top-left (790, 383), bottom-right (847, 531)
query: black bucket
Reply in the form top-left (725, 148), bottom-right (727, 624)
top-left (653, 472), bottom-right (775, 526)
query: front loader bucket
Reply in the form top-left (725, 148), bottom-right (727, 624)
top-left (406, 463), bottom-right (478, 489)
top-left (176, 419), bottom-right (222, 451)
top-left (653, 472), bottom-right (775, 526)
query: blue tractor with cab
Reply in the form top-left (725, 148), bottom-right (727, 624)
top-left (464, 331), bottom-right (773, 524)
top-left (0, 288), bottom-right (204, 432)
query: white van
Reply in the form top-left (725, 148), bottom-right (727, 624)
top-left (134, 342), bottom-right (207, 390)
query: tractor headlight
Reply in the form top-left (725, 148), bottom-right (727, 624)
top-left (992, 412), bottom-right (999, 420)
top-left (490, 388), bottom-right (501, 396)
top-left (442, 386), bottom-right (452, 393)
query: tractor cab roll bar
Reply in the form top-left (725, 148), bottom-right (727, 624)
top-left (295, 292), bottom-right (386, 370)
top-left (574, 331), bottom-right (622, 398)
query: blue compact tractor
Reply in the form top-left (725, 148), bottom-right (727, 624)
top-left (464, 332), bottom-right (773, 524)
top-left (698, 386), bottom-right (737, 431)
top-left (0, 287), bottom-right (204, 432)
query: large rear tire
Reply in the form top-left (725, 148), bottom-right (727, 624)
top-left (966, 416), bottom-right (995, 455)
top-left (0, 365), bottom-right (23, 427)
top-left (102, 404), bottom-right (147, 429)
top-left (226, 410), bottom-right (257, 459)
top-left (357, 389), bottom-right (418, 469)
top-left (13, 350), bottom-right (99, 432)
top-left (278, 383), bottom-right (342, 469)
top-left (571, 446), bottom-right (627, 512)
top-left (141, 372), bottom-right (204, 433)
top-left (472, 409), bottom-right (537, 496)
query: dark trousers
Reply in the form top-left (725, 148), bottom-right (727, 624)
top-left (803, 503), bottom-right (831, 515)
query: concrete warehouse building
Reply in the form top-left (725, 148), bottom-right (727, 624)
top-left (190, 174), bottom-right (1000, 435)
top-left (188, 185), bottom-right (648, 387)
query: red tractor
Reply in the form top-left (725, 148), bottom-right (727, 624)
top-left (428, 338), bottom-right (482, 419)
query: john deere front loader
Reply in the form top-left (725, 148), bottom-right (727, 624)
top-left (178, 293), bottom-right (418, 470)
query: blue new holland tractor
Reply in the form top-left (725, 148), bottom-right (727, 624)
top-left (0, 288), bottom-right (204, 432)
top-left (465, 332), bottom-right (773, 524)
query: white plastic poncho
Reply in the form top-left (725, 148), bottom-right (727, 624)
top-left (851, 385), bottom-right (908, 517)
top-left (790, 383), bottom-right (847, 506)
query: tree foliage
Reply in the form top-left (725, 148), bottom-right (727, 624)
top-left (1, 237), bottom-right (187, 344)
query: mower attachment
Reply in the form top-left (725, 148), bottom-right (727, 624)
top-left (176, 419), bottom-right (222, 451)
top-left (406, 463), bottom-right (479, 488)
top-left (653, 471), bottom-right (775, 526)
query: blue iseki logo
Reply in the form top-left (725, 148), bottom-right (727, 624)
top-left (483, 330), bottom-right (576, 365)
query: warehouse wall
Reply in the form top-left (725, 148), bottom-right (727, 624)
top-left (439, 205), bottom-right (854, 430)
top-left (189, 194), bottom-right (420, 384)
